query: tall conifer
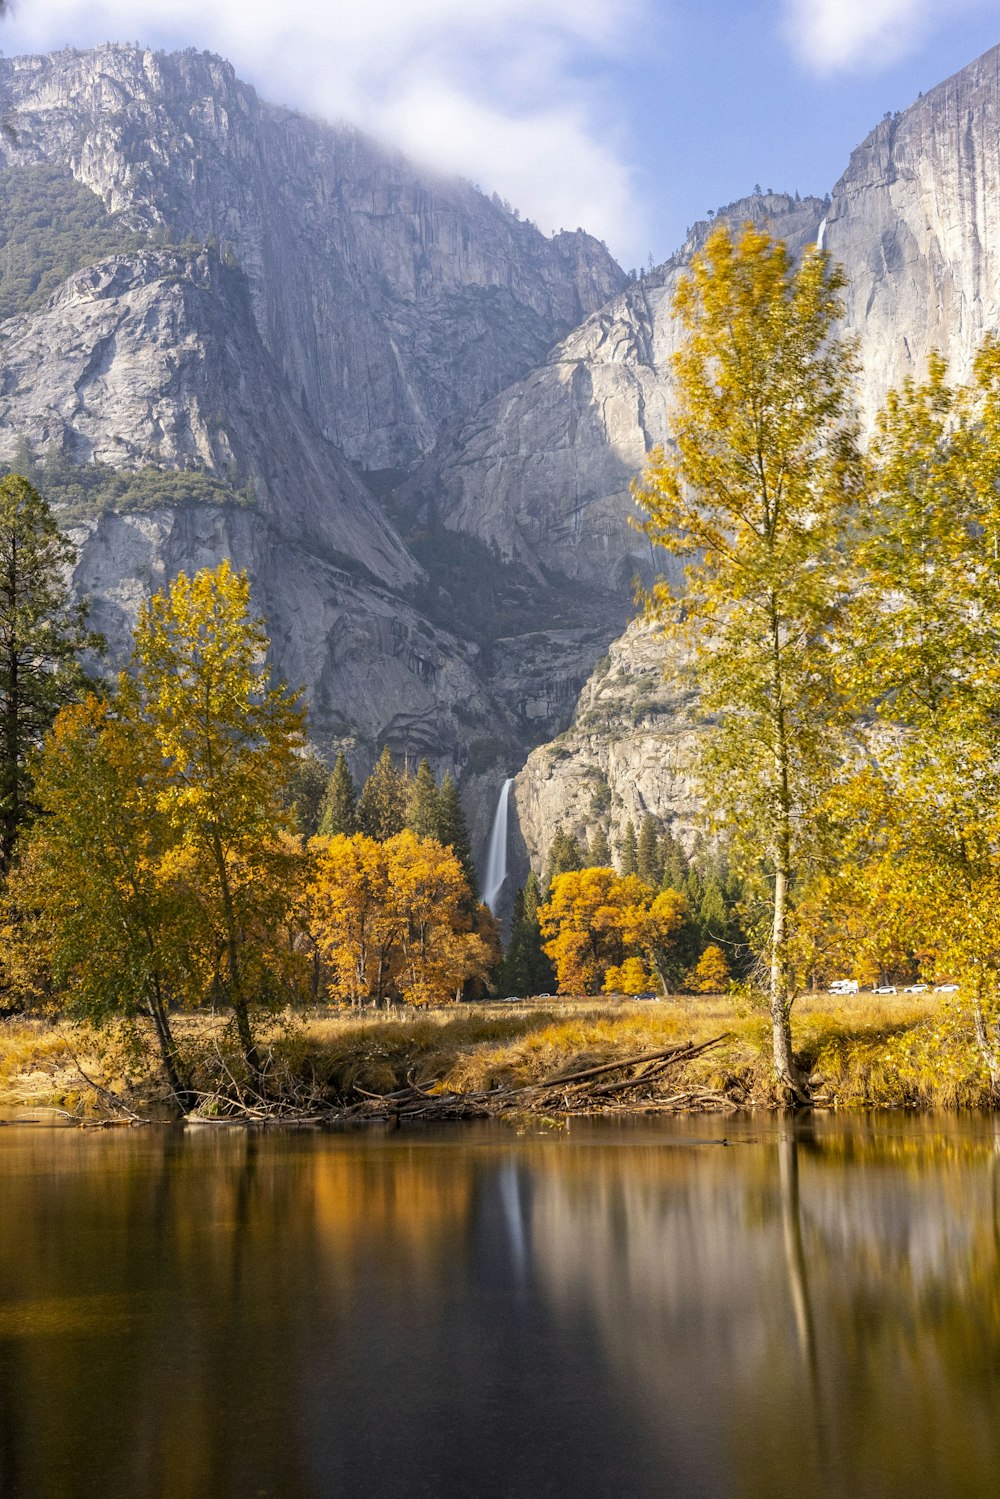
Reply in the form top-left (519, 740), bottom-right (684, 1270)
top-left (406, 757), bottom-right (440, 840)
top-left (436, 772), bottom-right (476, 895)
top-left (357, 745), bottom-right (406, 841)
top-left (319, 750), bottom-right (357, 837)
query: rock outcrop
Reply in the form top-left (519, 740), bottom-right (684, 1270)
top-left (0, 45), bottom-right (624, 470)
top-left (512, 622), bottom-right (703, 881)
top-left (826, 45), bottom-right (1000, 417)
top-left (399, 194), bottom-right (825, 590)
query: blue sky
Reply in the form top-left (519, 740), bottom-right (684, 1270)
top-left (2, 0), bottom-right (999, 267)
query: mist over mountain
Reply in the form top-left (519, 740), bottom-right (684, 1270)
top-left (0, 38), bottom-right (996, 874)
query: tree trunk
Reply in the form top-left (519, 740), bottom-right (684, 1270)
top-left (210, 825), bottom-right (259, 1076)
top-left (146, 985), bottom-right (195, 1113)
top-left (0, 637), bottom-right (18, 876)
top-left (972, 977), bottom-right (1000, 1097)
top-left (770, 601), bottom-right (809, 1106)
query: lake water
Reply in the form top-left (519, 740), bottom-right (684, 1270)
top-left (1, 1114), bottom-right (999, 1498)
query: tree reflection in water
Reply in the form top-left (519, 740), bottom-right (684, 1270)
top-left (0, 1119), bottom-right (1000, 1497)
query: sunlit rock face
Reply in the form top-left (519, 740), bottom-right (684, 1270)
top-left (400, 193), bottom-right (826, 589)
top-left (0, 44), bottom-right (625, 471)
top-left (826, 44), bottom-right (1000, 421)
top-left (0, 37), bottom-right (998, 841)
top-left (511, 620), bottom-right (703, 880)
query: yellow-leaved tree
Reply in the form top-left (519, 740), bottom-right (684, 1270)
top-left (386, 830), bottom-right (495, 1005)
top-left (305, 830), bottom-right (495, 1007)
top-left (834, 345), bottom-right (1000, 1086)
top-left (632, 223), bottom-right (860, 1101)
top-left (305, 833), bottom-right (396, 1007)
top-left (538, 868), bottom-right (687, 995)
top-left (4, 687), bottom-right (197, 1106)
top-left (132, 562), bottom-right (305, 1071)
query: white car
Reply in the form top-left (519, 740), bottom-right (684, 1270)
top-left (903, 984), bottom-right (929, 994)
top-left (874, 985), bottom-right (897, 995)
top-left (828, 979), bottom-right (859, 995)
top-left (933, 984), bottom-right (960, 993)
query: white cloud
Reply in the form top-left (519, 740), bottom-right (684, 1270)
top-left (0, 0), bottom-right (646, 261)
top-left (784, 0), bottom-right (994, 72)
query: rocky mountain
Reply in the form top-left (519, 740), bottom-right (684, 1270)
top-left (512, 622), bottom-right (702, 877)
top-left (0, 38), bottom-right (999, 889)
top-left (0, 46), bottom-right (623, 472)
top-left (0, 43), bottom-right (624, 794)
top-left (399, 192), bottom-right (825, 593)
top-left (825, 45), bottom-right (1000, 420)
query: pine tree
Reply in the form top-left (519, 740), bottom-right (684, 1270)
top-left (0, 474), bottom-right (102, 872)
top-left (660, 825), bottom-right (689, 891)
top-left (357, 745), bottom-right (406, 841)
top-left (619, 820), bottom-right (638, 877)
top-left (498, 872), bottom-right (556, 995)
top-left (406, 757), bottom-right (440, 840)
top-left (286, 750), bottom-right (328, 837)
top-left (545, 827), bottom-right (583, 887)
top-left (637, 814), bottom-right (661, 886)
top-left (699, 877), bottom-right (728, 939)
top-left (436, 772), bottom-right (476, 896)
top-left (588, 825), bottom-right (612, 866)
top-left (319, 750), bottom-right (357, 837)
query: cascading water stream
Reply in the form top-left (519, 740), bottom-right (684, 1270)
top-left (816, 215), bottom-right (828, 250)
top-left (482, 778), bottom-right (513, 914)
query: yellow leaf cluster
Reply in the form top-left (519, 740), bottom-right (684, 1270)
top-left (537, 868), bottom-right (687, 996)
top-left (304, 830), bottom-right (496, 1007)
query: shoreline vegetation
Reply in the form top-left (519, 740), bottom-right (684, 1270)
top-left (5, 228), bottom-right (1000, 1120)
top-left (2, 989), bottom-right (996, 1124)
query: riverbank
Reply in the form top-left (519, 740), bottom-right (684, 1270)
top-left (1, 988), bottom-right (995, 1118)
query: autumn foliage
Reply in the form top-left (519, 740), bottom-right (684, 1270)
top-left (537, 868), bottom-right (687, 996)
top-left (304, 831), bottom-right (495, 1008)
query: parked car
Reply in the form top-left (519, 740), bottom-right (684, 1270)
top-left (933, 984), bottom-right (960, 993)
top-left (828, 979), bottom-right (859, 995)
top-left (874, 985), bottom-right (897, 995)
top-left (903, 984), bottom-right (929, 994)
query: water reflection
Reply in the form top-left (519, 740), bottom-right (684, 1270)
top-left (1, 1118), bottom-right (1000, 1497)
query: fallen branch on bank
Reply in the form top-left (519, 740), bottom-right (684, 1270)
top-left (182, 1033), bottom-right (734, 1125)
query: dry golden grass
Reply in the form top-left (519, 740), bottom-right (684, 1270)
top-left (1, 990), bottom-right (996, 1113)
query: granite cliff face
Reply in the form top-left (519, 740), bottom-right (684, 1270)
top-left (512, 622), bottom-right (703, 883)
top-left (410, 45), bottom-right (1000, 612)
top-left (0, 247), bottom-right (417, 589)
top-left (826, 45), bottom-right (1000, 418)
top-left (399, 193), bottom-right (825, 592)
top-left (1, 39), bottom-right (1000, 877)
top-left (0, 45), bottom-right (623, 471)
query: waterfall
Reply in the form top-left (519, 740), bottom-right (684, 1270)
top-left (482, 778), bottom-right (513, 914)
top-left (816, 215), bottom-right (828, 251)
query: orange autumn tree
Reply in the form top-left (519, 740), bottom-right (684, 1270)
top-left (689, 944), bottom-right (732, 994)
top-left (305, 830), bottom-right (496, 1007)
top-left (387, 830), bottom-right (495, 1005)
top-left (538, 869), bottom-right (688, 995)
top-left (305, 834), bottom-right (396, 1006)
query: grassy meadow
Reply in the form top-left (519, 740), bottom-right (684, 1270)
top-left (0, 987), bottom-right (995, 1118)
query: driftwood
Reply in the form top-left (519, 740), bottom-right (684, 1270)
top-left (71, 1054), bottom-right (149, 1125)
top-left (183, 1033), bottom-right (734, 1125)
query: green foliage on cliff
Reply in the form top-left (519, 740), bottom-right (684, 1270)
top-left (0, 162), bottom-right (145, 323)
top-left (3, 445), bottom-right (255, 521)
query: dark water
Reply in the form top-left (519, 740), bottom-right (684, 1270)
top-left (1, 1115), bottom-right (1000, 1499)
